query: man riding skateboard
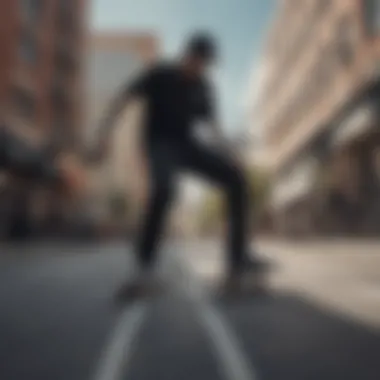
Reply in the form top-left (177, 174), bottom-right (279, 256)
top-left (93, 32), bottom-right (268, 297)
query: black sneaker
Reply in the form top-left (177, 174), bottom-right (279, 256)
top-left (220, 253), bottom-right (270, 296)
top-left (218, 271), bottom-right (267, 297)
top-left (114, 274), bottom-right (163, 303)
top-left (218, 274), bottom-right (242, 297)
top-left (241, 254), bottom-right (272, 274)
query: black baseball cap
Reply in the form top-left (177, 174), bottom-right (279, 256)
top-left (185, 32), bottom-right (217, 62)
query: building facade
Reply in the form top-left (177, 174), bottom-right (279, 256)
top-left (0, 0), bottom-right (88, 238)
top-left (0, 0), bottom-right (87, 147)
top-left (252, 0), bottom-right (380, 237)
top-left (85, 32), bottom-right (159, 227)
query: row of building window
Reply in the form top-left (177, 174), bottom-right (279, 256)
top-left (364, 0), bottom-right (380, 36)
top-left (17, 35), bottom-right (76, 76)
top-left (265, 1), bottom-right (380, 111)
top-left (21, 0), bottom-right (43, 24)
top-left (266, 0), bottom-right (333, 101)
top-left (265, 0), bottom-right (380, 109)
top-left (18, 31), bottom-right (38, 65)
top-left (20, 0), bottom-right (74, 22)
top-left (2, 1), bottom-right (76, 149)
top-left (13, 0), bottom-right (77, 127)
top-left (268, 13), bottom-right (357, 144)
top-left (18, 1), bottom-right (41, 66)
top-left (10, 83), bottom-right (70, 122)
top-left (11, 86), bottom-right (35, 120)
top-left (18, 0), bottom-right (77, 67)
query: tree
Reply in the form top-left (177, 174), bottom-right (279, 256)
top-left (246, 167), bottom-right (271, 224)
top-left (198, 167), bottom-right (271, 234)
top-left (198, 190), bottom-right (223, 234)
top-left (107, 190), bottom-right (129, 221)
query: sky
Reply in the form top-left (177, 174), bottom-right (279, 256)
top-left (90, 0), bottom-right (275, 135)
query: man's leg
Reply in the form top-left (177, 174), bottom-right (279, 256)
top-left (129, 142), bottom-right (177, 292)
top-left (136, 173), bottom-right (175, 271)
top-left (182, 141), bottom-right (250, 276)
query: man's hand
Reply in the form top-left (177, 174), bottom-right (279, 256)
top-left (208, 121), bottom-right (243, 166)
top-left (86, 137), bottom-right (111, 165)
top-left (226, 145), bottom-right (245, 169)
top-left (214, 136), bottom-right (244, 169)
top-left (95, 137), bottom-right (111, 162)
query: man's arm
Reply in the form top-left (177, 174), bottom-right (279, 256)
top-left (91, 66), bottom-right (156, 162)
top-left (96, 87), bottom-right (132, 143)
top-left (208, 120), bottom-right (230, 149)
top-left (86, 86), bottom-right (134, 164)
top-left (200, 83), bottom-right (243, 166)
top-left (200, 82), bottom-right (233, 152)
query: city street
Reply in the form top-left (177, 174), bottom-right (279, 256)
top-left (0, 240), bottom-right (379, 380)
top-left (3, 1), bottom-right (380, 379)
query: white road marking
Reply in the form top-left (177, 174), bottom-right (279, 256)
top-left (174, 252), bottom-right (260, 380)
top-left (198, 304), bottom-right (259, 380)
top-left (92, 302), bottom-right (148, 380)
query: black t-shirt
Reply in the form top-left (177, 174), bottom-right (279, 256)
top-left (126, 62), bottom-right (215, 142)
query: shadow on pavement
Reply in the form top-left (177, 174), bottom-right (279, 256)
top-left (214, 292), bottom-right (380, 380)
top-left (0, 249), bottom-right (129, 380)
top-left (127, 295), bottom-right (222, 380)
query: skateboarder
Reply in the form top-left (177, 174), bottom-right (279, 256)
top-left (93, 32), bottom-right (267, 296)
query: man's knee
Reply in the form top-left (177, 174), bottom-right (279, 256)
top-left (227, 166), bottom-right (247, 194)
top-left (150, 181), bottom-right (175, 205)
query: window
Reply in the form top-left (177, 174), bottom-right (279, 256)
top-left (11, 86), bottom-right (36, 120)
top-left (55, 50), bottom-right (75, 79)
top-left (363, 0), bottom-right (380, 35)
top-left (57, 0), bottom-right (75, 33)
top-left (50, 118), bottom-right (70, 149)
top-left (315, 47), bottom-right (335, 88)
top-left (373, 148), bottom-right (380, 183)
top-left (18, 31), bottom-right (38, 65)
top-left (51, 89), bottom-right (71, 148)
top-left (52, 85), bottom-right (68, 114)
top-left (58, 0), bottom-right (71, 11)
top-left (20, 0), bottom-right (43, 23)
top-left (315, 0), bottom-right (331, 16)
top-left (335, 16), bottom-right (355, 66)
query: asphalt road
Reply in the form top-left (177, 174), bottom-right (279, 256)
top-left (0, 242), bottom-right (379, 380)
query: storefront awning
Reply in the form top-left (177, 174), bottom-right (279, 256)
top-left (271, 158), bottom-right (318, 210)
top-left (332, 100), bottom-right (378, 147)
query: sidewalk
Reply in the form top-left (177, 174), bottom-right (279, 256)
top-left (265, 239), bottom-right (380, 330)
top-left (258, 237), bottom-right (380, 254)
top-left (179, 238), bottom-right (380, 330)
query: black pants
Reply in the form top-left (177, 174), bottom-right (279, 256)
top-left (136, 138), bottom-right (250, 274)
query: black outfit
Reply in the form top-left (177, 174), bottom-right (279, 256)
top-left (125, 63), bottom-right (250, 275)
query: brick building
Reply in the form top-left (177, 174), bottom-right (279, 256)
top-left (252, 0), bottom-right (380, 237)
top-left (0, 0), bottom-right (88, 238)
top-left (0, 0), bottom-right (87, 147)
